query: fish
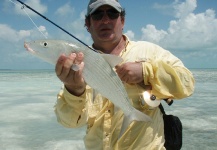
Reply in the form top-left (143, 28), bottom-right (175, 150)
top-left (24, 39), bottom-right (152, 137)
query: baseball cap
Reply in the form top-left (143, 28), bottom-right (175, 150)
top-left (87, 0), bottom-right (123, 16)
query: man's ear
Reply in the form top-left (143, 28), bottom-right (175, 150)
top-left (121, 17), bottom-right (125, 24)
top-left (85, 19), bottom-right (90, 32)
top-left (121, 17), bottom-right (125, 30)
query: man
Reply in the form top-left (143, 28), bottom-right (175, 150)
top-left (54, 0), bottom-right (195, 149)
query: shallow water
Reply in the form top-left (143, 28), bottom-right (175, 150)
top-left (0, 69), bottom-right (216, 150)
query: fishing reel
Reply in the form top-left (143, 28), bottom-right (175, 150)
top-left (141, 91), bottom-right (173, 108)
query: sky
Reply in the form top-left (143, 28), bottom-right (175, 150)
top-left (1, 0), bottom-right (217, 69)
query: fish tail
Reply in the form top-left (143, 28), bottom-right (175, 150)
top-left (119, 109), bottom-right (152, 138)
top-left (129, 108), bottom-right (152, 122)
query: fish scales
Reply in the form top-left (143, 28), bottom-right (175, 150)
top-left (85, 56), bottom-right (132, 113)
top-left (67, 41), bottom-right (134, 114)
top-left (24, 39), bottom-right (152, 137)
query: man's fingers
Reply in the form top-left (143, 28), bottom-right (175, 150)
top-left (72, 52), bottom-right (84, 71)
top-left (55, 52), bottom-right (84, 81)
top-left (115, 64), bottom-right (124, 75)
top-left (115, 64), bottom-right (122, 71)
top-left (61, 54), bottom-right (75, 78)
top-left (74, 52), bottom-right (84, 64)
top-left (73, 62), bottom-right (85, 81)
top-left (55, 55), bottom-right (66, 77)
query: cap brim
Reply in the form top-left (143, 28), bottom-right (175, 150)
top-left (88, 1), bottom-right (122, 15)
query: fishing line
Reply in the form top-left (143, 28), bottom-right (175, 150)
top-left (22, 6), bottom-right (48, 39)
top-left (12, 0), bottom-right (97, 52)
top-left (8, 0), bottom-right (48, 39)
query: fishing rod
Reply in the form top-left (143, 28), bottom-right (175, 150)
top-left (15, 0), bottom-right (97, 52)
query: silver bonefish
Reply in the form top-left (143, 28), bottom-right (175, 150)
top-left (24, 40), bottom-right (151, 136)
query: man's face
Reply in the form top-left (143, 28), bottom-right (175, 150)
top-left (87, 5), bottom-right (125, 43)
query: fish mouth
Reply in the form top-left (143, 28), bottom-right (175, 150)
top-left (24, 42), bottom-right (35, 53)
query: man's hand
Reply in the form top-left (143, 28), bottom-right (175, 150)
top-left (115, 62), bottom-right (143, 84)
top-left (55, 52), bottom-right (86, 96)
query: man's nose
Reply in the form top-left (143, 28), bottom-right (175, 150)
top-left (101, 13), bottom-right (110, 23)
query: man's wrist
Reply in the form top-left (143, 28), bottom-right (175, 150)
top-left (65, 84), bottom-right (86, 96)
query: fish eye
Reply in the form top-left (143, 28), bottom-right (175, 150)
top-left (43, 42), bottom-right (48, 47)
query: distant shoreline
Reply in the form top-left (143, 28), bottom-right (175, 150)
top-left (0, 69), bottom-right (55, 72)
top-left (0, 69), bottom-right (54, 71)
top-left (0, 69), bottom-right (11, 70)
top-left (1, 68), bottom-right (217, 70)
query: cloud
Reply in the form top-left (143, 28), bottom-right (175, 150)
top-left (173, 0), bottom-right (197, 18)
top-left (34, 25), bottom-right (49, 39)
top-left (0, 24), bottom-right (31, 42)
top-left (55, 3), bottom-right (75, 16)
top-left (14, 0), bottom-right (47, 17)
top-left (56, 9), bottom-right (91, 44)
top-left (52, 4), bottom-right (91, 44)
top-left (125, 30), bottom-right (135, 40)
top-left (153, 1), bottom-right (174, 16)
top-left (0, 23), bottom-right (49, 69)
top-left (0, 24), bottom-right (48, 42)
top-left (141, 0), bottom-right (217, 51)
top-left (141, 25), bottom-right (167, 43)
top-left (70, 13), bottom-right (91, 44)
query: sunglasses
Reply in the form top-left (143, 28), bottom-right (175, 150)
top-left (91, 9), bottom-right (120, 21)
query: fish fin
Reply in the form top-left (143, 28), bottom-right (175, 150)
top-left (119, 115), bottom-right (131, 139)
top-left (119, 108), bottom-right (152, 138)
top-left (101, 54), bottom-right (123, 68)
top-left (92, 89), bottom-right (99, 103)
top-left (129, 108), bottom-right (152, 122)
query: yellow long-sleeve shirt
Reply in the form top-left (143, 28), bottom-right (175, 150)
top-left (54, 36), bottom-right (195, 150)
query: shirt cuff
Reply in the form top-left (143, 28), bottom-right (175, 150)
top-left (63, 86), bottom-right (87, 103)
top-left (142, 62), bottom-right (153, 85)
